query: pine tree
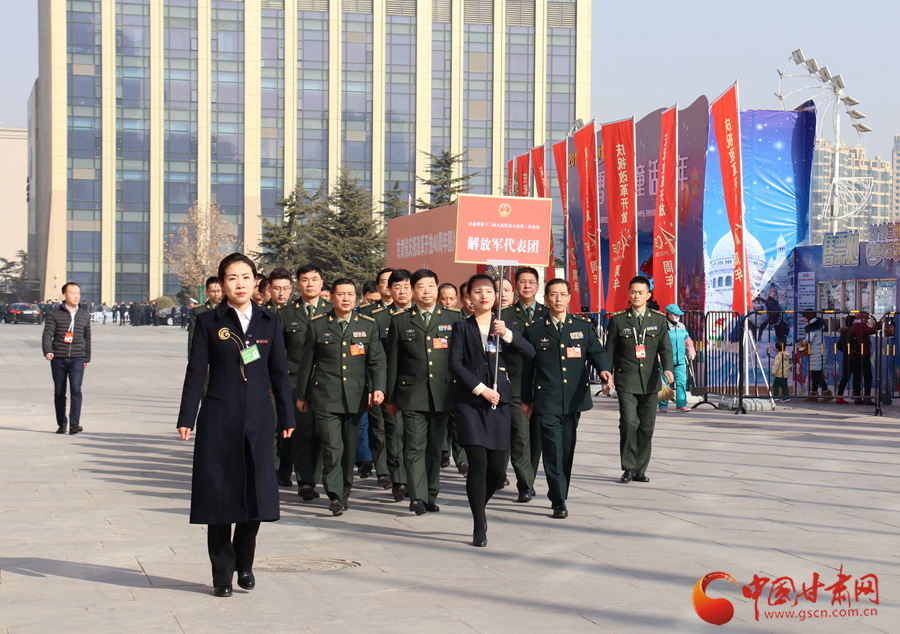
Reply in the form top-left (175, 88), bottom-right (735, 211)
top-left (414, 150), bottom-right (477, 210)
top-left (299, 165), bottom-right (386, 285)
top-left (252, 179), bottom-right (326, 272)
top-left (381, 180), bottom-right (407, 225)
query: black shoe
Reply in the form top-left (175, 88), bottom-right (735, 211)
top-left (328, 496), bottom-right (344, 516)
top-left (527, 488), bottom-right (536, 498)
top-left (516, 489), bottom-right (532, 503)
top-left (277, 478), bottom-right (293, 487)
top-left (213, 585), bottom-right (233, 597)
top-left (633, 473), bottom-right (650, 483)
top-left (854, 398), bottom-right (864, 405)
top-left (426, 503), bottom-right (440, 512)
top-left (377, 475), bottom-right (392, 489)
top-left (552, 502), bottom-right (568, 519)
top-left (342, 502), bottom-right (349, 511)
top-left (69, 425), bottom-right (83, 435)
top-left (358, 461), bottom-right (373, 479)
top-left (392, 483), bottom-right (408, 502)
top-left (409, 499), bottom-right (426, 515)
top-left (441, 452), bottom-right (451, 468)
top-left (620, 469), bottom-right (636, 483)
top-left (457, 462), bottom-right (469, 477)
top-left (56, 426), bottom-right (66, 434)
top-left (237, 571), bottom-right (255, 590)
top-left (472, 524), bottom-right (487, 547)
top-left (499, 478), bottom-right (509, 489)
top-left (298, 484), bottom-right (319, 501)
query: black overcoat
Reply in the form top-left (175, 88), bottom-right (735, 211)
top-left (176, 302), bottom-right (295, 525)
top-left (448, 316), bottom-right (535, 449)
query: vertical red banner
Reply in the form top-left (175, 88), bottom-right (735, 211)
top-left (516, 154), bottom-right (530, 197)
top-left (710, 84), bottom-right (748, 313)
top-left (574, 122), bottom-right (602, 312)
top-left (602, 119), bottom-right (638, 312)
top-left (553, 140), bottom-right (581, 309)
top-left (652, 106), bottom-right (678, 308)
top-left (531, 146), bottom-right (553, 280)
top-left (507, 159), bottom-right (514, 195)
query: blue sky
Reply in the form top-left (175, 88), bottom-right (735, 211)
top-left (1, 1), bottom-right (895, 160)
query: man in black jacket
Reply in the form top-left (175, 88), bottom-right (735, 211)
top-left (41, 282), bottom-right (92, 435)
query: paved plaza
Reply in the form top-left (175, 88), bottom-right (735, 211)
top-left (0, 322), bottom-right (897, 633)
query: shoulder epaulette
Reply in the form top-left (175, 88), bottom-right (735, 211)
top-left (572, 313), bottom-right (591, 322)
top-left (372, 306), bottom-right (386, 314)
top-left (443, 307), bottom-right (461, 313)
top-left (310, 313), bottom-right (326, 321)
top-left (391, 307), bottom-right (409, 315)
top-left (359, 314), bottom-right (375, 322)
top-left (651, 309), bottom-right (667, 316)
top-left (609, 310), bottom-right (626, 316)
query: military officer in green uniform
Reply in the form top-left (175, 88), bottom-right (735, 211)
top-left (522, 278), bottom-right (611, 519)
top-left (266, 268), bottom-right (308, 487)
top-left (296, 279), bottom-right (386, 515)
top-left (501, 266), bottom-right (548, 503)
top-left (292, 264), bottom-right (333, 501)
top-left (187, 276), bottom-right (223, 357)
top-left (386, 269), bottom-right (462, 515)
top-left (605, 275), bottom-right (674, 484)
top-left (360, 268), bottom-right (394, 316)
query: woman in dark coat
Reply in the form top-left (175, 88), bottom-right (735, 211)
top-left (177, 253), bottom-right (295, 597)
top-left (448, 274), bottom-right (535, 547)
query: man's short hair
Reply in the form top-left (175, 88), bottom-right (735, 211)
top-left (438, 283), bottom-right (457, 295)
top-left (61, 282), bottom-right (80, 294)
top-left (204, 276), bottom-right (220, 289)
top-left (514, 267), bottom-right (539, 283)
top-left (268, 268), bottom-right (292, 284)
top-left (297, 264), bottom-right (324, 279)
top-left (459, 281), bottom-right (468, 296)
top-left (331, 278), bottom-right (356, 294)
top-left (376, 268), bottom-right (394, 283)
top-left (629, 275), bottom-right (651, 291)
top-left (410, 269), bottom-right (439, 287)
top-left (388, 269), bottom-right (411, 287)
top-left (258, 278), bottom-right (269, 294)
top-left (362, 280), bottom-right (378, 295)
top-left (544, 278), bottom-right (570, 295)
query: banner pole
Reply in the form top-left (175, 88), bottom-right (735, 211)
top-left (674, 104), bottom-right (679, 298)
top-left (633, 117), bottom-right (639, 282)
top-left (735, 80), bottom-right (749, 315)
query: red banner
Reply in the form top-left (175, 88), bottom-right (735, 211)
top-left (507, 159), bottom-right (514, 196)
top-left (710, 85), bottom-right (748, 313)
top-left (516, 154), bottom-right (530, 197)
top-left (552, 140), bottom-right (581, 309)
top-left (530, 146), bottom-right (553, 279)
top-left (652, 106), bottom-right (678, 308)
top-left (574, 122), bottom-right (602, 312)
top-left (454, 194), bottom-right (552, 267)
top-left (602, 119), bottom-right (638, 312)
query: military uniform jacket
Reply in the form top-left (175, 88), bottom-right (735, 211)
top-left (522, 313), bottom-right (611, 415)
top-left (386, 305), bottom-right (463, 412)
top-left (188, 300), bottom-right (216, 357)
top-left (371, 304), bottom-right (406, 342)
top-left (296, 310), bottom-right (386, 414)
top-left (269, 301), bottom-right (311, 399)
top-left (300, 296), bottom-right (332, 319)
top-left (604, 307), bottom-right (674, 394)
top-left (359, 300), bottom-right (391, 317)
top-left (176, 302), bottom-right (295, 525)
top-left (501, 301), bottom-right (548, 398)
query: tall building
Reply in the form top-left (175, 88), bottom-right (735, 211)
top-left (0, 127), bottom-right (28, 269)
top-left (32, 0), bottom-right (591, 304)
top-left (892, 134), bottom-right (900, 218)
top-left (809, 139), bottom-right (893, 245)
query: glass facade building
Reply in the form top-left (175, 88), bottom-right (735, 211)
top-left (35, 0), bottom-right (591, 303)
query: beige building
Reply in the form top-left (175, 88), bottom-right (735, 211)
top-left (809, 139), bottom-right (893, 245)
top-left (892, 134), bottom-right (900, 218)
top-left (32, 0), bottom-right (591, 304)
top-left (0, 127), bottom-right (28, 269)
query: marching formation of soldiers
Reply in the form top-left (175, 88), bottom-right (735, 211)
top-left (184, 263), bottom-right (673, 521)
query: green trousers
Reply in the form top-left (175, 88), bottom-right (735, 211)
top-left (382, 405), bottom-right (407, 484)
top-left (291, 406), bottom-right (323, 487)
top-left (617, 391), bottom-right (658, 474)
top-left (366, 403), bottom-right (388, 476)
top-left (402, 410), bottom-right (450, 504)
top-left (537, 412), bottom-right (580, 505)
top-left (508, 396), bottom-right (540, 492)
top-left (444, 414), bottom-right (468, 466)
top-left (315, 411), bottom-right (363, 502)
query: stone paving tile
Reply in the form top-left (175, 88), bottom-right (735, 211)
top-left (1, 324), bottom-right (898, 633)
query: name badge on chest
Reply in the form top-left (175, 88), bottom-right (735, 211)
top-left (64, 332), bottom-right (74, 344)
top-left (566, 346), bottom-right (582, 358)
top-left (486, 340), bottom-right (499, 353)
top-left (433, 337), bottom-right (448, 349)
top-left (241, 344), bottom-right (261, 364)
top-left (635, 344), bottom-right (646, 359)
top-left (350, 343), bottom-right (366, 356)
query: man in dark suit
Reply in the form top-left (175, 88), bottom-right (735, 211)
top-left (296, 279), bottom-right (385, 515)
top-left (501, 266), bottom-right (548, 503)
top-left (189, 277), bottom-right (223, 357)
top-left (522, 278), bottom-right (611, 519)
top-left (385, 269), bottom-right (462, 515)
top-left (368, 269), bottom-right (413, 500)
top-left (605, 275), bottom-right (674, 484)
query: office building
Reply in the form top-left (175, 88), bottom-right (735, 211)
top-left (0, 127), bottom-right (28, 269)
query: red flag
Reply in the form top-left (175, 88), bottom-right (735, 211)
top-left (516, 154), bottom-right (530, 197)
top-left (531, 146), bottom-right (553, 279)
top-left (602, 119), bottom-right (638, 312)
top-left (652, 107), bottom-right (678, 308)
top-left (553, 140), bottom-right (581, 310)
top-left (574, 122), bottom-right (602, 312)
top-left (710, 84), bottom-right (748, 313)
top-left (507, 159), bottom-right (514, 196)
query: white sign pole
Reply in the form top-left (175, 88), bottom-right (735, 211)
top-left (487, 259), bottom-right (519, 409)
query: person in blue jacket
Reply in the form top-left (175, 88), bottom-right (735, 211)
top-left (658, 304), bottom-right (695, 413)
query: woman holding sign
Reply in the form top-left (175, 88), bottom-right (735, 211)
top-left (176, 253), bottom-right (295, 597)
top-left (449, 274), bottom-right (535, 547)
